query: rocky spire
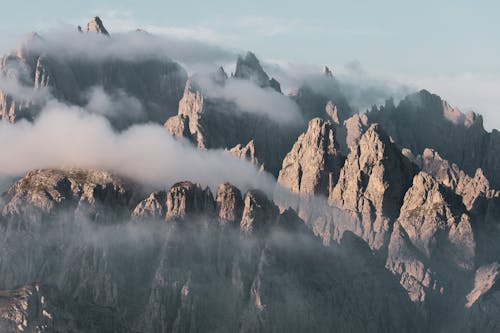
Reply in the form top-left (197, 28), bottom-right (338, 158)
top-left (278, 118), bottom-right (344, 196)
top-left (234, 51), bottom-right (281, 92)
top-left (386, 171), bottom-right (476, 303)
top-left (215, 183), bottom-right (244, 225)
top-left (85, 16), bottom-right (109, 35)
top-left (165, 181), bottom-right (215, 220)
top-left (323, 65), bottom-right (333, 77)
top-left (240, 190), bottom-right (279, 234)
top-left (329, 124), bottom-right (417, 250)
top-left (164, 80), bottom-right (206, 148)
top-left (228, 140), bottom-right (263, 169)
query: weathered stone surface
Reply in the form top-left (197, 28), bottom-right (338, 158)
top-left (386, 222), bottom-right (440, 303)
top-left (132, 190), bottom-right (167, 220)
top-left (85, 16), bottom-right (109, 35)
top-left (240, 190), bottom-right (279, 234)
top-left (228, 140), bottom-right (263, 169)
top-left (385, 171), bottom-right (478, 311)
top-left (0, 168), bottom-right (135, 228)
top-left (278, 117), bottom-right (344, 196)
top-left (165, 181), bottom-right (215, 220)
top-left (0, 283), bottom-right (120, 332)
top-left (216, 183), bottom-right (243, 225)
top-left (164, 80), bottom-right (207, 148)
top-left (329, 124), bottom-right (417, 250)
top-left (413, 148), bottom-right (495, 211)
top-left (367, 90), bottom-right (500, 189)
top-left (397, 172), bottom-right (475, 270)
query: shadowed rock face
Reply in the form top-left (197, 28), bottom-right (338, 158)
top-left (367, 89), bottom-right (500, 189)
top-left (228, 140), bottom-right (263, 169)
top-left (234, 51), bottom-right (281, 93)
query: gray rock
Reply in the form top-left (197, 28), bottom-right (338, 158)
top-left (278, 117), bottom-right (344, 196)
top-left (216, 183), bottom-right (244, 225)
top-left (329, 124), bottom-right (417, 251)
top-left (85, 16), bottom-right (109, 35)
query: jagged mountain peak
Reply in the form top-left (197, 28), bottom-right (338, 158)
top-left (323, 65), bottom-right (333, 77)
top-left (85, 16), bottom-right (109, 35)
top-left (234, 51), bottom-right (281, 91)
top-left (278, 117), bottom-right (344, 196)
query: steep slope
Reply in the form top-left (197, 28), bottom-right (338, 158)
top-left (277, 117), bottom-right (344, 196)
top-left (367, 90), bottom-right (500, 188)
top-left (329, 124), bottom-right (417, 251)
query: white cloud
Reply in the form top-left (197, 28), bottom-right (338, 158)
top-left (196, 76), bottom-right (303, 124)
top-left (0, 100), bottom-right (276, 195)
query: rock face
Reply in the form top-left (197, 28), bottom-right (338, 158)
top-left (0, 168), bottom-right (135, 229)
top-left (215, 183), bottom-right (243, 224)
top-left (385, 172), bottom-right (476, 307)
top-left (396, 172), bottom-right (475, 270)
top-left (240, 190), bottom-right (279, 234)
top-left (412, 148), bottom-right (495, 211)
top-left (367, 90), bottom-right (500, 189)
top-left (228, 140), bottom-right (263, 168)
top-left (461, 263), bottom-right (500, 332)
top-left (234, 51), bottom-right (281, 92)
top-left (278, 117), bottom-right (344, 196)
top-left (165, 80), bottom-right (207, 148)
top-left (85, 16), bottom-right (109, 35)
top-left (329, 124), bottom-right (417, 251)
top-left (165, 181), bottom-right (215, 220)
top-left (0, 283), bottom-right (120, 332)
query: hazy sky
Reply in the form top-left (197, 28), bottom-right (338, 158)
top-left (1, 0), bottom-right (499, 129)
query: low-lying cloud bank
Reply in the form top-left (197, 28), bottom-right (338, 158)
top-left (23, 27), bottom-right (236, 68)
top-left (265, 60), bottom-right (414, 112)
top-left (0, 100), bottom-right (276, 194)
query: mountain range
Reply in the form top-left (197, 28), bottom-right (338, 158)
top-left (1, 17), bottom-right (499, 332)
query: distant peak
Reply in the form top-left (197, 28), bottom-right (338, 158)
top-left (86, 16), bottom-right (109, 35)
top-left (323, 65), bottom-right (333, 77)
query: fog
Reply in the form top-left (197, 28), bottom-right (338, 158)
top-left (0, 99), bottom-right (277, 195)
top-left (195, 75), bottom-right (303, 124)
top-left (264, 60), bottom-right (414, 112)
top-left (22, 27), bottom-right (235, 67)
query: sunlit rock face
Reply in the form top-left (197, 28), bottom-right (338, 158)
top-left (329, 124), bottom-right (417, 251)
top-left (278, 117), bottom-right (344, 197)
top-left (85, 16), bottom-right (109, 35)
top-left (0, 168), bottom-right (136, 229)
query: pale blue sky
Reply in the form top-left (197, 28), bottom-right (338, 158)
top-left (1, 0), bottom-right (499, 128)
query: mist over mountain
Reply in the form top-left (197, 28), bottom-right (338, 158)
top-left (1, 16), bottom-right (500, 332)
